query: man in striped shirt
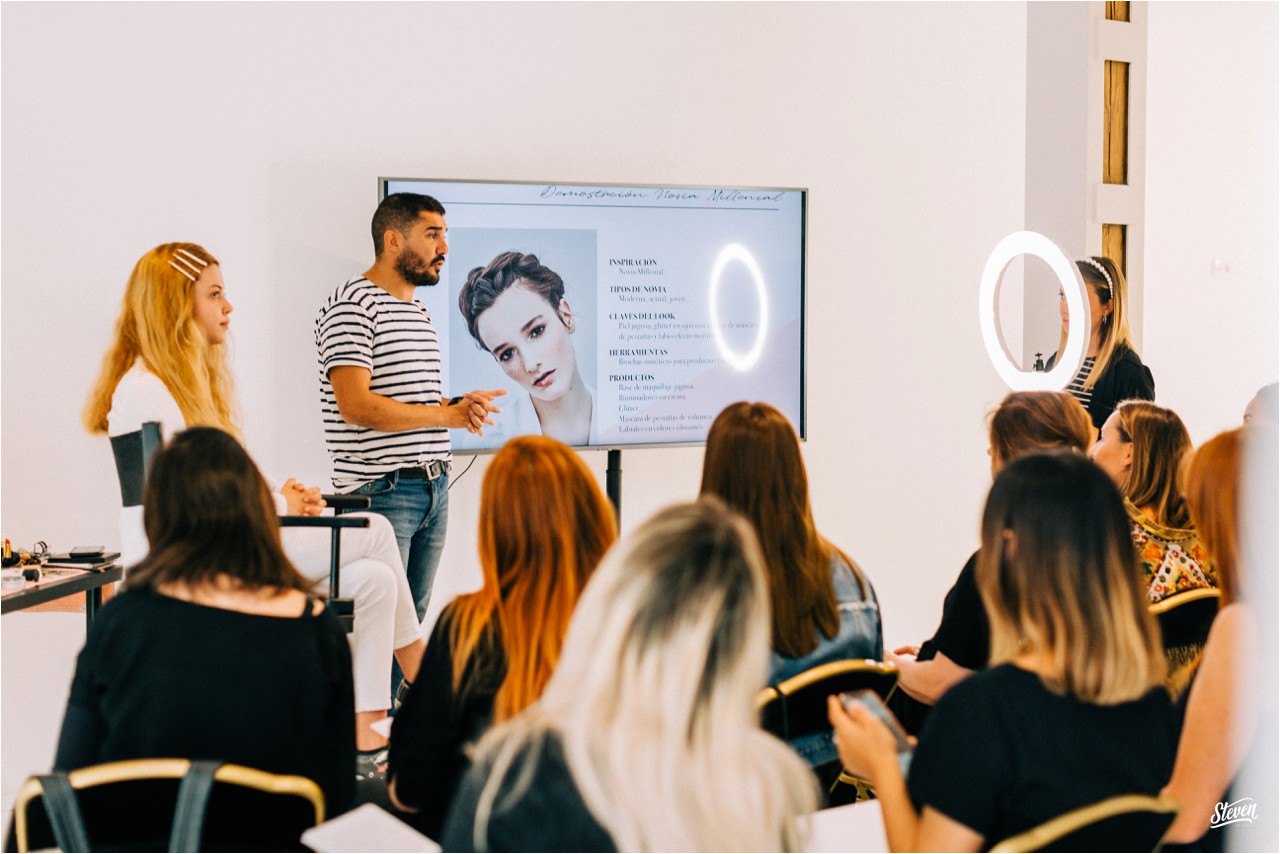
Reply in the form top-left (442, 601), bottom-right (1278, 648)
top-left (316, 193), bottom-right (504, 628)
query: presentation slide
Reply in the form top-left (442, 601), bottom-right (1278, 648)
top-left (383, 178), bottom-right (806, 451)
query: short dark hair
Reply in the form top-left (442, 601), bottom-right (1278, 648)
top-left (126, 427), bottom-right (312, 595)
top-left (458, 251), bottom-right (566, 350)
top-left (372, 193), bottom-right (446, 257)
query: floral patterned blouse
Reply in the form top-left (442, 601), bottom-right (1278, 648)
top-left (1125, 500), bottom-right (1217, 602)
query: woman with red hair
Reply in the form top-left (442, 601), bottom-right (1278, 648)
top-left (386, 435), bottom-right (616, 838)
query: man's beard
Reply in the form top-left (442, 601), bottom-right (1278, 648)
top-left (396, 247), bottom-right (441, 288)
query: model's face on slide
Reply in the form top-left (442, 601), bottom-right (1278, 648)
top-left (395, 212), bottom-right (448, 288)
top-left (192, 265), bottom-right (233, 345)
top-left (1090, 411), bottom-right (1132, 485)
top-left (478, 283), bottom-right (577, 401)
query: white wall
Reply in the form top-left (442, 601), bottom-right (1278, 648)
top-left (1145, 2), bottom-right (1279, 443)
top-left (2, 0), bottom-right (1274, 817)
top-left (0, 0), bottom-right (1027, 799)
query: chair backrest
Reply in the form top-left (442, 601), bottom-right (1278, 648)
top-left (110, 422), bottom-right (164, 507)
top-left (12, 758), bottom-right (325, 853)
top-left (1150, 588), bottom-right (1221, 650)
top-left (757, 659), bottom-right (900, 742)
top-left (989, 793), bottom-right (1179, 853)
top-left (1151, 588), bottom-right (1221, 696)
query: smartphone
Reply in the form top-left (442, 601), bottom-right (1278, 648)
top-left (840, 689), bottom-right (914, 777)
top-left (70, 546), bottom-right (104, 559)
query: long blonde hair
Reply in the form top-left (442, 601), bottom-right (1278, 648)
top-left (449, 435), bottom-right (616, 722)
top-left (1114, 400), bottom-right (1193, 528)
top-left (84, 242), bottom-right (238, 436)
top-left (467, 499), bottom-right (818, 851)
top-left (979, 450), bottom-right (1165, 704)
top-left (1057, 256), bottom-right (1136, 390)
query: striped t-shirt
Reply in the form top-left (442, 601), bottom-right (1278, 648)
top-left (316, 276), bottom-right (450, 490)
top-left (1064, 355), bottom-right (1097, 410)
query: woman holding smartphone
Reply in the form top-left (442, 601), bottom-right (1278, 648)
top-left (829, 451), bottom-right (1176, 852)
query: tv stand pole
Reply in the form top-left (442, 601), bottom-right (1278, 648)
top-left (606, 449), bottom-right (622, 531)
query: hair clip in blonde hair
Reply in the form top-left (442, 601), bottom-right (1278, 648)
top-left (1080, 257), bottom-right (1114, 301)
top-left (168, 247), bottom-right (208, 282)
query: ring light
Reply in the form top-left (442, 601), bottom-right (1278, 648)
top-left (709, 243), bottom-right (769, 372)
top-left (979, 231), bottom-right (1087, 392)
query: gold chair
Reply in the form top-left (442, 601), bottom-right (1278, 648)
top-left (989, 793), bottom-right (1179, 853)
top-left (757, 659), bottom-right (899, 807)
top-left (1150, 587), bottom-right (1221, 696)
top-left (11, 758), bottom-right (325, 852)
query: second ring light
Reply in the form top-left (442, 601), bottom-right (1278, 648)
top-left (978, 230), bottom-right (1088, 393)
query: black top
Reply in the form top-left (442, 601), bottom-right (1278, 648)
top-left (917, 551), bottom-right (988, 671)
top-left (388, 601), bottom-right (506, 839)
top-left (1047, 342), bottom-right (1156, 430)
top-left (55, 588), bottom-right (356, 815)
top-left (441, 732), bottom-right (615, 852)
top-left (890, 552), bottom-right (987, 735)
top-left (908, 664), bottom-right (1178, 850)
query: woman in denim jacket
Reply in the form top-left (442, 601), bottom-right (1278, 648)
top-left (701, 402), bottom-right (882, 766)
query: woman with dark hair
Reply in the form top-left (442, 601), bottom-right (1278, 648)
top-left (1090, 399), bottom-right (1215, 601)
top-left (1046, 256), bottom-right (1155, 431)
top-left (443, 499), bottom-right (818, 851)
top-left (888, 391), bottom-right (1094, 732)
top-left (699, 402), bottom-right (881, 766)
top-left (386, 435), bottom-right (616, 839)
top-left (457, 251), bottom-right (595, 446)
top-left (829, 451), bottom-right (1175, 852)
top-left (55, 427), bottom-right (356, 814)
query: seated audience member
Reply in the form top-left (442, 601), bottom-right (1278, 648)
top-left (829, 450), bottom-right (1176, 852)
top-left (1243, 381), bottom-right (1278, 425)
top-left (55, 427), bottom-right (355, 815)
top-left (1090, 400), bottom-right (1215, 601)
top-left (83, 242), bottom-right (423, 770)
top-left (701, 402), bottom-right (881, 766)
top-left (1162, 426), bottom-right (1273, 846)
top-left (887, 391), bottom-right (1093, 733)
top-left (386, 436), bottom-right (615, 839)
top-left (442, 499), bottom-right (819, 851)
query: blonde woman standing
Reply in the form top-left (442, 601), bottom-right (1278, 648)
top-left (442, 499), bottom-right (819, 851)
top-left (1046, 256), bottom-right (1155, 431)
top-left (84, 242), bottom-right (423, 770)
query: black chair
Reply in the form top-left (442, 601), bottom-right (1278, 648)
top-left (757, 659), bottom-right (899, 807)
top-left (9, 758), bottom-right (324, 852)
top-left (988, 793), bottom-right (1179, 852)
top-left (110, 423), bottom-right (367, 633)
top-left (1150, 588), bottom-right (1221, 695)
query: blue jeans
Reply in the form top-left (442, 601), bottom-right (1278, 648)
top-left (352, 469), bottom-right (449, 699)
top-left (351, 468), bottom-right (450, 623)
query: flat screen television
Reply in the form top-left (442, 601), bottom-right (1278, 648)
top-left (381, 177), bottom-right (807, 452)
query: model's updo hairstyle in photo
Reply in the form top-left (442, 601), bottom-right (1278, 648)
top-left (83, 242), bottom-right (237, 437)
top-left (458, 251), bottom-right (568, 351)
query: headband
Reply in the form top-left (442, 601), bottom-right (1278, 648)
top-left (1079, 257), bottom-right (1114, 301)
top-left (168, 247), bottom-right (209, 282)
